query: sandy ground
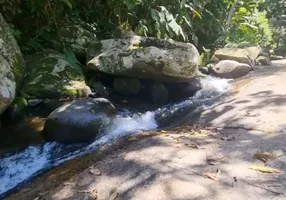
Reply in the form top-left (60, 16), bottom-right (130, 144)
top-left (5, 60), bottom-right (286, 200)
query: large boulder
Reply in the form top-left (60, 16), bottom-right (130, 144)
top-left (22, 50), bottom-right (91, 99)
top-left (210, 60), bottom-right (252, 79)
top-left (0, 14), bottom-right (25, 115)
top-left (212, 46), bottom-right (262, 64)
top-left (87, 36), bottom-right (199, 82)
top-left (50, 19), bottom-right (98, 62)
top-left (42, 98), bottom-right (116, 144)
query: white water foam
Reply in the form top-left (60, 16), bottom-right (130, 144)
top-left (193, 76), bottom-right (231, 101)
top-left (0, 76), bottom-right (231, 197)
top-left (0, 112), bottom-right (157, 196)
top-left (0, 143), bottom-right (56, 195)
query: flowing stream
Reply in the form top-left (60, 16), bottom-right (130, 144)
top-left (0, 76), bottom-right (231, 197)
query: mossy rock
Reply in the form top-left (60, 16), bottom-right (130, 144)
top-left (50, 19), bottom-right (98, 62)
top-left (87, 36), bottom-right (199, 82)
top-left (7, 97), bottom-right (28, 120)
top-left (0, 14), bottom-right (25, 115)
top-left (22, 50), bottom-right (91, 99)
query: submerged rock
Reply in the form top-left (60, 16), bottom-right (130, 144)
top-left (22, 50), bottom-right (91, 99)
top-left (42, 98), bottom-right (116, 144)
top-left (0, 14), bottom-right (25, 115)
top-left (87, 36), bottom-right (199, 82)
top-left (210, 60), bottom-right (252, 79)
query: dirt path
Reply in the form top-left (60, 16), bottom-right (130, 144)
top-left (5, 61), bottom-right (286, 200)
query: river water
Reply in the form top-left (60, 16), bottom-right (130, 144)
top-left (0, 76), bottom-right (231, 197)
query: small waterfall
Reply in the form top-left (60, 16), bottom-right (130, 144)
top-left (0, 76), bottom-right (231, 197)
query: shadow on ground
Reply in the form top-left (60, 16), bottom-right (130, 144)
top-left (5, 61), bottom-right (286, 200)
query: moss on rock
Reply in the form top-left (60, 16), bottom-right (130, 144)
top-left (0, 13), bottom-right (25, 115)
top-left (22, 50), bottom-right (91, 99)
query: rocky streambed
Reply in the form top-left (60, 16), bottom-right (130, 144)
top-left (0, 76), bottom-right (231, 198)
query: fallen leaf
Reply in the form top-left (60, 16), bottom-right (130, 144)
top-left (207, 153), bottom-right (225, 165)
top-left (272, 150), bottom-right (283, 158)
top-left (203, 169), bottom-right (221, 181)
top-left (161, 130), bottom-right (167, 133)
top-left (221, 135), bottom-right (235, 141)
top-left (127, 136), bottom-right (137, 141)
top-left (184, 143), bottom-right (200, 149)
top-left (89, 167), bottom-right (101, 176)
top-left (108, 189), bottom-right (118, 200)
top-left (209, 161), bottom-right (221, 165)
top-left (254, 152), bottom-right (272, 163)
top-left (249, 165), bottom-right (280, 173)
top-left (254, 150), bottom-right (283, 163)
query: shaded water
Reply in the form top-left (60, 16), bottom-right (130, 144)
top-left (0, 76), bottom-right (231, 197)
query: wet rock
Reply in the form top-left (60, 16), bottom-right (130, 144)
top-left (87, 36), bottom-right (199, 82)
top-left (90, 81), bottom-right (110, 98)
top-left (0, 13), bottom-right (25, 115)
top-left (271, 55), bottom-right (284, 60)
top-left (274, 47), bottom-right (286, 57)
top-left (22, 50), bottom-right (91, 99)
top-left (6, 97), bottom-right (28, 120)
top-left (212, 46), bottom-right (261, 64)
top-left (113, 78), bottom-right (141, 96)
top-left (42, 98), bottom-right (116, 144)
top-left (257, 55), bottom-right (271, 65)
top-left (210, 60), bottom-right (252, 79)
top-left (27, 99), bottom-right (44, 107)
top-left (166, 77), bottom-right (202, 102)
top-left (151, 83), bottom-right (169, 105)
top-left (199, 66), bottom-right (211, 75)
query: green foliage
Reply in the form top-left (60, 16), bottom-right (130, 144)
top-left (264, 0), bottom-right (286, 47)
top-left (0, 0), bottom-right (278, 54)
top-left (226, 1), bottom-right (272, 47)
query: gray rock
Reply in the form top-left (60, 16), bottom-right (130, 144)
top-left (42, 98), bottom-right (116, 144)
top-left (210, 60), bottom-right (251, 79)
top-left (113, 78), bottom-right (141, 96)
top-left (0, 14), bottom-right (25, 115)
top-left (257, 56), bottom-right (271, 65)
top-left (87, 36), bottom-right (199, 82)
top-left (151, 83), bottom-right (169, 105)
top-left (212, 46), bottom-right (261, 64)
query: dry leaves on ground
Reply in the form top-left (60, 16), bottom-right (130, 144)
top-left (254, 150), bottom-right (283, 163)
top-left (249, 165), bottom-right (280, 173)
top-left (207, 153), bottom-right (226, 165)
top-left (203, 169), bottom-right (221, 181)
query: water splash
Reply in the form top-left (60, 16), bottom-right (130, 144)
top-left (0, 112), bottom-right (157, 196)
top-left (0, 76), bottom-right (231, 197)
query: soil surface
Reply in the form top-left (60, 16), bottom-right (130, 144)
top-left (5, 60), bottom-right (286, 200)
